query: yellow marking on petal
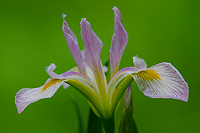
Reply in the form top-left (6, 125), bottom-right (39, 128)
top-left (42, 79), bottom-right (65, 92)
top-left (135, 69), bottom-right (161, 81)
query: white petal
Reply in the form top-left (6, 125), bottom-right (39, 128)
top-left (63, 83), bottom-right (70, 89)
top-left (15, 78), bottom-right (65, 114)
top-left (15, 70), bottom-right (98, 114)
top-left (103, 66), bottom-right (108, 73)
top-left (133, 55), bottom-right (147, 71)
top-left (46, 63), bottom-right (63, 79)
top-left (132, 62), bottom-right (189, 102)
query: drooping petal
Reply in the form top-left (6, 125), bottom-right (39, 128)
top-left (15, 78), bottom-right (65, 114)
top-left (80, 18), bottom-right (107, 92)
top-left (62, 14), bottom-right (86, 75)
top-left (15, 62), bottom-right (101, 114)
top-left (110, 6), bottom-right (128, 77)
top-left (133, 55), bottom-right (147, 71)
top-left (132, 62), bottom-right (189, 102)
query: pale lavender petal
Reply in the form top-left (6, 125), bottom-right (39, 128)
top-left (132, 62), bottom-right (189, 102)
top-left (62, 14), bottom-right (86, 75)
top-left (80, 18), bottom-right (106, 87)
top-left (15, 78), bottom-right (65, 114)
top-left (110, 6), bottom-right (128, 77)
top-left (133, 55), bottom-right (147, 71)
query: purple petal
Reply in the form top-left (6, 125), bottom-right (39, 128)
top-left (110, 6), bottom-right (128, 77)
top-left (62, 14), bottom-right (86, 75)
top-left (123, 85), bottom-right (132, 109)
top-left (80, 18), bottom-right (106, 87)
top-left (132, 62), bottom-right (189, 102)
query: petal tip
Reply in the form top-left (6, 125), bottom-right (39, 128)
top-left (62, 13), bottom-right (66, 19)
top-left (15, 88), bottom-right (29, 114)
top-left (112, 6), bottom-right (117, 10)
top-left (46, 63), bottom-right (56, 72)
top-left (80, 18), bottom-right (88, 25)
top-left (133, 55), bottom-right (138, 60)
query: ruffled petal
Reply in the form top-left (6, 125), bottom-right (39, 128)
top-left (110, 6), bottom-right (128, 77)
top-left (62, 14), bottom-right (86, 75)
top-left (132, 62), bottom-right (189, 102)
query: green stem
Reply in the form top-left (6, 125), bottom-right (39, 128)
top-left (102, 115), bottom-right (115, 133)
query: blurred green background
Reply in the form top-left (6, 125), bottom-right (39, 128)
top-left (1, 0), bottom-right (199, 132)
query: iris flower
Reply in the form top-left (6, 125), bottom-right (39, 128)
top-left (15, 6), bottom-right (188, 125)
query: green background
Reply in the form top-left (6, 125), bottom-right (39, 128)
top-left (1, 0), bottom-right (199, 132)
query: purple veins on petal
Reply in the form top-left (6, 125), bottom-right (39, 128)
top-left (15, 78), bottom-right (65, 114)
top-left (110, 6), bottom-right (128, 77)
top-left (62, 14), bottom-right (86, 75)
top-left (133, 55), bottom-right (147, 71)
top-left (132, 56), bottom-right (189, 102)
top-left (80, 18), bottom-right (106, 86)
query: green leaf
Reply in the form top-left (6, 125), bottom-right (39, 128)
top-left (87, 108), bottom-right (102, 133)
top-left (118, 85), bottom-right (138, 133)
top-left (71, 98), bottom-right (85, 133)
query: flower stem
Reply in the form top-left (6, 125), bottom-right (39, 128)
top-left (102, 115), bottom-right (115, 133)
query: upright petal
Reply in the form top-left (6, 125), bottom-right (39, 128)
top-left (132, 60), bottom-right (189, 102)
top-left (81, 18), bottom-right (110, 117)
top-left (133, 55), bottom-right (147, 71)
top-left (80, 18), bottom-right (106, 89)
top-left (110, 6), bottom-right (128, 77)
top-left (62, 14), bottom-right (86, 75)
